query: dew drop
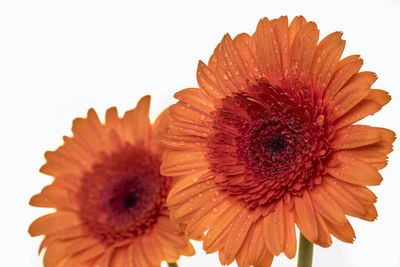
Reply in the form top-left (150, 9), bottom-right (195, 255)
top-left (212, 208), bottom-right (219, 213)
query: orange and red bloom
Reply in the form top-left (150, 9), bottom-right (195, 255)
top-left (161, 16), bottom-right (395, 266)
top-left (29, 96), bottom-right (194, 267)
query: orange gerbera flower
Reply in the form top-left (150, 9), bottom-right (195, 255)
top-left (160, 16), bottom-right (395, 266)
top-left (29, 96), bottom-right (194, 267)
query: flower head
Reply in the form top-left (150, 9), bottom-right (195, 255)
top-left (161, 16), bottom-right (395, 266)
top-left (29, 96), bottom-right (194, 267)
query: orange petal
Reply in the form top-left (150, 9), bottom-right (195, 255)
top-left (212, 34), bottom-right (252, 92)
top-left (105, 107), bottom-right (122, 135)
top-left (167, 170), bottom-right (214, 206)
top-left (140, 235), bottom-right (163, 266)
top-left (330, 125), bottom-right (380, 150)
top-left (203, 201), bottom-right (243, 253)
top-left (30, 182), bottom-right (79, 211)
top-left (222, 208), bottom-right (258, 263)
top-left (327, 152), bottom-right (383, 185)
top-left (334, 89), bottom-right (391, 128)
top-left (168, 101), bottom-right (212, 125)
top-left (314, 212), bottom-right (332, 248)
top-left (283, 205), bottom-right (297, 259)
top-left (246, 218), bottom-right (266, 265)
top-left (362, 127), bottom-right (396, 155)
top-left (363, 205), bottom-right (378, 221)
top-left (174, 88), bottom-right (215, 115)
top-left (44, 238), bottom-right (99, 267)
top-left (71, 109), bottom-right (111, 154)
top-left (336, 148), bottom-right (388, 170)
top-left (325, 219), bottom-right (355, 243)
top-left (160, 133), bottom-right (207, 151)
top-left (327, 72), bottom-right (377, 121)
top-left (289, 20), bottom-right (319, 84)
top-left (323, 55), bottom-right (363, 104)
top-left (263, 199), bottom-right (285, 255)
top-left (309, 184), bottom-right (347, 225)
top-left (181, 195), bottom-right (228, 239)
top-left (294, 191), bottom-right (318, 243)
top-left (151, 232), bottom-right (180, 262)
top-left (288, 16), bottom-right (307, 47)
top-left (342, 182), bottom-right (377, 205)
top-left (168, 120), bottom-right (212, 138)
top-left (28, 211), bottom-right (81, 237)
top-left (254, 18), bottom-right (283, 84)
top-left (161, 149), bottom-right (209, 176)
top-left (271, 16), bottom-right (290, 77)
top-left (109, 246), bottom-right (128, 267)
top-left (40, 150), bottom-right (86, 179)
top-left (121, 95), bottom-right (151, 146)
top-left (233, 33), bottom-right (261, 79)
top-left (197, 60), bottom-right (227, 100)
top-left (323, 176), bottom-right (371, 220)
top-left (311, 32), bottom-right (345, 93)
top-left (172, 183), bottom-right (220, 219)
top-left (62, 243), bottom-right (106, 266)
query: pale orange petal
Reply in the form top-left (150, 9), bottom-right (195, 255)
top-left (323, 175), bottom-right (371, 219)
top-left (222, 208), bottom-right (258, 263)
top-left (330, 125), bottom-right (381, 150)
top-left (161, 149), bottom-right (209, 176)
top-left (323, 55), bottom-right (363, 103)
top-left (183, 195), bottom-right (229, 238)
top-left (311, 32), bottom-right (345, 94)
top-left (263, 199), bottom-right (285, 255)
top-left (254, 18), bottom-right (283, 84)
top-left (309, 184), bottom-right (347, 225)
top-left (314, 212), bottom-right (332, 248)
top-left (30, 182), bottom-right (79, 211)
top-left (283, 205), bottom-right (297, 259)
top-left (29, 211), bottom-right (81, 237)
top-left (294, 191), bottom-right (318, 242)
top-left (327, 151), bottom-right (382, 185)
top-left (325, 219), bottom-right (355, 243)
top-left (271, 16), bottom-right (290, 77)
top-left (197, 60), bottom-right (228, 99)
top-left (289, 20), bottom-right (319, 84)
top-left (327, 72), bottom-right (377, 121)
top-left (334, 89), bottom-right (391, 128)
top-left (233, 33), bottom-right (261, 79)
top-left (203, 201), bottom-right (243, 253)
top-left (168, 120), bottom-right (212, 137)
top-left (168, 101), bottom-right (212, 125)
top-left (120, 95), bottom-right (151, 147)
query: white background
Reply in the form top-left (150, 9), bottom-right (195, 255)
top-left (1, 0), bottom-right (399, 266)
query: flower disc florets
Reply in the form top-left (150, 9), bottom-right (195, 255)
top-left (208, 79), bottom-right (330, 208)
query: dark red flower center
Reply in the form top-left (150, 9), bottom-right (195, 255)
top-left (77, 144), bottom-right (169, 244)
top-left (208, 79), bottom-right (331, 209)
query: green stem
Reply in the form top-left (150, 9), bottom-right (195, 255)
top-left (297, 233), bottom-right (314, 267)
top-left (167, 263), bottom-right (178, 267)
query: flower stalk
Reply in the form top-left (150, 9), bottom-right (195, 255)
top-left (167, 263), bottom-right (179, 267)
top-left (297, 233), bottom-right (313, 267)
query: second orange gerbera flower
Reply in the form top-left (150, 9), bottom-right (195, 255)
top-left (29, 96), bottom-right (194, 267)
top-left (161, 16), bottom-right (395, 266)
